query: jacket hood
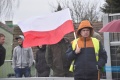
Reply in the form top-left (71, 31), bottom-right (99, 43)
top-left (77, 20), bottom-right (93, 37)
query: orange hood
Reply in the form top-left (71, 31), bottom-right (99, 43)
top-left (77, 20), bottom-right (93, 37)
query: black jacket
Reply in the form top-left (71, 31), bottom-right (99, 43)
top-left (0, 44), bottom-right (6, 66)
top-left (35, 45), bottom-right (50, 77)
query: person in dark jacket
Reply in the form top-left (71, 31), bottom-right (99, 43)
top-left (93, 31), bottom-right (102, 42)
top-left (90, 22), bottom-right (103, 42)
top-left (35, 45), bottom-right (50, 77)
top-left (66, 20), bottom-right (107, 80)
top-left (45, 38), bottom-right (73, 77)
top-left (0, 33), bottom-right (6, 67)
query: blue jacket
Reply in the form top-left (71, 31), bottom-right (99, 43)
top-left (66, 37), bottom-right (107, 79)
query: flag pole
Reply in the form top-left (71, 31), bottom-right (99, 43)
top-left (98, 70), bottom-right (100, 80)
top-left (73, 32), bottom-right (78, 47)
top-left (73, 32), bottom-right (77, 40)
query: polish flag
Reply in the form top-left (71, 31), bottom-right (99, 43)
top-left (18, 8), bottom-right (74, 47)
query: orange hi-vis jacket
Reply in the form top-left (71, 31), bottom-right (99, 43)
top-left (69, 37), bottom-right (99, 72)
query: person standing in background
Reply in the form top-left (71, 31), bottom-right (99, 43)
top-left (12, 35), bottom-right (34, 78)
top-left (0, 33), bottom-right (6, 67)
top-left (45, 38), bottom-right (73, 77)
top-left (90, 22), bottom-right (103, 42)
top-left (35, 45), bottom-right (50, 77)
top-left (93, 31), bottom-right (103, 42)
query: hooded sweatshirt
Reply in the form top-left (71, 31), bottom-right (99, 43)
top-left (12, 45), bottom-right (34, 68)
top-left (66, 20), bottom-right (107, 79)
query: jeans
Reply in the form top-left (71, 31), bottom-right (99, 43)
top-left (14, 67), bottom-right (31, 78)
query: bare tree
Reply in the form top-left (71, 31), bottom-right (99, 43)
top-left (0, 0), bottom-right (19, 29)
top-left (49, 0), bottom-right (100, 23)
top-left (69, 0), bottom-right (85, 23)
top-left (0, 0), bottom-right (19, 21)
top-left (83, 2), bottom-right (99, 22)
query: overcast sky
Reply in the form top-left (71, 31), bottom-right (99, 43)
top-left (13, 0), bottom-right (105, 24)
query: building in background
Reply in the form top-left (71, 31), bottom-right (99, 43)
top-left (0, 21), bottom-right (13, 60)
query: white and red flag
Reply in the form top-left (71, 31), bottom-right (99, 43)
top-left (18, 8), bottom-right (74, 47)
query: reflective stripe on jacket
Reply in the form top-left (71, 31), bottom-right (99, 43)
top-left (69, 37), bottom-right (99, 72)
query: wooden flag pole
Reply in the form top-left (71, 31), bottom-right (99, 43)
top-left (98, 70), bottom-right (100, 80)
top-left (73, 32), bottom-right (78, 47)
top-left (74, 32), bottom-right (77, 40)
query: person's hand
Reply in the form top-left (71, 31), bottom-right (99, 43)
top-left (75, 45), bottom-right (81, 54)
